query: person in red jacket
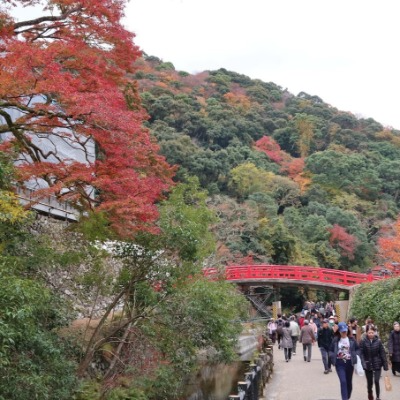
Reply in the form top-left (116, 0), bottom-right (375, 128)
top-left (298, 313), bottom-right (305, 328)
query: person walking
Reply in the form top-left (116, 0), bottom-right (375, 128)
top-left (349, 317), bottom-right (362, 343)
top-left (362, 317), bottom-right (375, 334)
top-left (313, 313), bottom-right (321, 330)
top-left (267, 318), bottom-right (277, 344)
top-left (281, 321), bottom-right (293, 362)
top-left (276, 314), bottom-right (284, 349)
top-left (299, 319), bottom-right (315, 362)
top-left (388, 321), bottom-right (400, 376)
top-left (317, 318), bottom-right (334, 374)
top-left (359, 325), bottom-right (388, 400)
top-left (309, 317), bottom-right (318, 340)
top-left (298, 313), bottom-right (305, 328)
top-left (289, 316), bottom-right (300, 355)
top-left (329, 322), bottom-right (359, 400)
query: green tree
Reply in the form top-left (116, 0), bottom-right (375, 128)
top-left (137, 278), bottom-right (247, 399)
top-left (228, 162), bottom-right (273, 200)
top-left (378, 160), bottom-right (400, 204)
top-left (156, 177), bottom-right (217, 261)
top-left (0, 226), bottom-right (78, 400)
top-left (306, 150), bottom-right (382, 201)
top-left (74, 178), bottom-right (247, 399)
top-left (260, 217), bottom-right (297, 264)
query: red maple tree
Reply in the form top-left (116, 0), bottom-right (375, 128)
top-left (280, 157), bottom-right (305, 178)
top-left (0, 1), bottom-right (174, 237)
top-left (328, 224), bottom-right (358, 260)
top-left (254, 136), bottom-right (283, 164)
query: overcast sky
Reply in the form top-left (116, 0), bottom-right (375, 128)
top-left (10, 0), bottom-right (400, 129)
top-left (124, 0), bottom-right (400, 129)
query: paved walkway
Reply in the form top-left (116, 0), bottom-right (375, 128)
top-left (263, 342), bottom-right (400, 400)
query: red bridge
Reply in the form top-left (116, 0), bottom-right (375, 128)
top-left (204, 265), bottom-right (391, 290)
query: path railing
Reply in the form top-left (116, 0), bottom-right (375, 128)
top-left (228, 343), bottom-right (273, 400)
top-left (204, 265), bottom-right (385, 288)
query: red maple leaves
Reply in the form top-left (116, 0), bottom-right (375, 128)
top-left (255, 136), bottom-right (283, 164)
top-left (328, 224), bottom-right (357, 260)
top-left (0, 1), bottom-right (174, 237)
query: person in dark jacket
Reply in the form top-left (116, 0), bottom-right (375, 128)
top-left (388, 321), bottom-right (400, 376)
top-left (276, 314), bottom-right (284, 349)
top-left (359, 325), bottom-right (388, 400)
top-left (329, 322), bottom-right (359, 400)
top-left (318, 318), bottom-right (333, 374)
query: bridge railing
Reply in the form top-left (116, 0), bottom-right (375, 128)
top-left (204, 265), bottom-right (384, 287)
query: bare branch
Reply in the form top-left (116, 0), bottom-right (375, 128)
top-left (13, 7), bottom-right (83, 30)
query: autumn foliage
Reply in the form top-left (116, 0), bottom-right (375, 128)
top-left (328, 224), bottom-right (357, 260)
top-left (0, 1), bottom-right (174, 237)
top-left (378, 218), bottom-right (400, 266)
top-left (280, 158), bottom-right (305, 178)
top-left (223, 91), bottom-right (252, 111)
top-left (255, 136), bottom-right (283, 163)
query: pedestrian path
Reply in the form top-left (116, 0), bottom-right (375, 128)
top-left (264, 342), bottom-right (400, 400)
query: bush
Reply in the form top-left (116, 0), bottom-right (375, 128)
top-left (0, 260), bottom-right (78, 400)
top-left (349, 277), bottom-right (400, 342)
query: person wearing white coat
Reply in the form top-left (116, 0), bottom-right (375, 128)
top-left (289, 316), bottom-right (300, 355)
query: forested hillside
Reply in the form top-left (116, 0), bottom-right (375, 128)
top-left (134, 55), bottom-right (400, 272)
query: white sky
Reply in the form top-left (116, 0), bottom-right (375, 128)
top-left (124, 0), bottom-right (400, 129)
top-left (9, 0), bottom-right (400, 129)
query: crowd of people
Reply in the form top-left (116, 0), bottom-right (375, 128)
top-left (266, 301), bottom-right (400, 400)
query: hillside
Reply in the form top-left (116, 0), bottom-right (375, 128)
top-left (133, 54), bottom-right (400, 272)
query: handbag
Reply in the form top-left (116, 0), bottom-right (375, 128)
top-left (384, 375), bottom-right (392, 391)
top-left (355, 355), bottom-right (365, 377)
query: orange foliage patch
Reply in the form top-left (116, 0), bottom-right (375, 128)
top-left (223, 92), bottom-right (252, 111)
top-left (378, 218), bottom-right (400, 266)
top-left (280, 158), bottom-right (305, 178)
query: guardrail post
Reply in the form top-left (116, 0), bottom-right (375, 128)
top-left (250, 363), bottom-right (258, 400)
top-left (238, 381), bottom-right (248, 399)
top-left (227, 348), bottom-right (274, 400)
top-left (244, 372), bottom-right (253, 399)
top-left (257, 354), bottom-right (265, 396)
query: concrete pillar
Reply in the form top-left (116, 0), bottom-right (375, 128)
top-left (272, 301), bottom-right (281, 318)
top-left (335, 300), bottom-right (350, 322)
